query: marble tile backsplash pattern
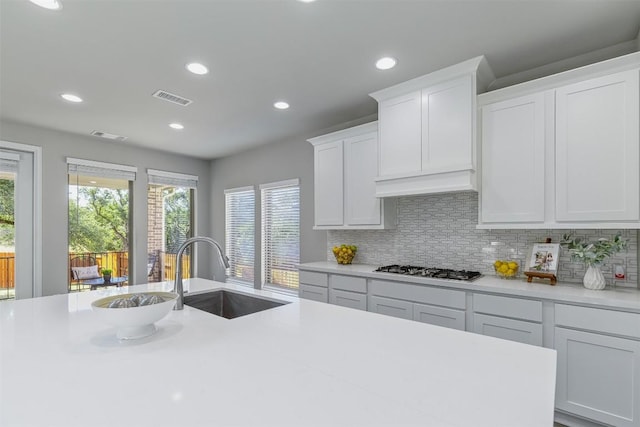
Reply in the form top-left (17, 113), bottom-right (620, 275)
top-left (327, 192), bottom-right (638, 288)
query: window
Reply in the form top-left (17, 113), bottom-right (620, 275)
top-left (68, 158), bottom-right (136, 293)
top-left (261, 179), bottom-right (300, 291)
top-left (225, 186), bottom-right (255, 285)
top-left (147, 169), bottom-right (197, 283)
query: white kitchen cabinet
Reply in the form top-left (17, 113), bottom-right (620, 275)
top-left (329, 289), bottom-right (367, 311)
top-left (414, 303), bottom-right (465, 331)
top-left (473, 313), bottom-right (543, 346)
top-left (472, 294), bottom-right (543, 346)
top-left (554, 304), bottom-right (640, 427)
top-left (477, 53), bottom-right (640, 229)
top-left (378, 91), bottom-right (422, 176)
top-left (328, 274), bottom-right (367, 311)
top-left (421, 76), bottom-right (473, 172)
top-left (369, 279), bottom-right (466, 329)
top-left (308, 122), bottom-right (396, 229)
top-left (369, 295), bottom-right (414, 320)
top-left (313, 140), bottom-right (343, 226)
top-left (299, 271), bottom-right (328, 303)
top-left (370, 56), bottom-right (495, 198)
top-left (555, 69), bottom-right (640, 223)
top-left (479, 93), bottom-right (546, 224)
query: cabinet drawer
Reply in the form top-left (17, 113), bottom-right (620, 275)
top-left (368, 295), bottom-right (413, 320)
top-left (299, 271), bottom-right (328, 288)
top-left (555, 304), bottom-right (640, 339)
top-left (473, 293), bottom-right (542, 322)
top-left (299, 284), bottom-right (328, 303)
top-left (329, 289), bottom-right (367, 311)
top-left (473, 314), bottom-right (543, 346)
top-left (413, 303), bottom-right (465, 331)
top-left (330, 274), bottom-right (366, 293)
top-left (369, 280), bottom-right (466, 309)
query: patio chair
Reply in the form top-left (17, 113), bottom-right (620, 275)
top-left (69, 256), bottom-right (101, 291)
top-left (147, 253), bottom-right (158, 277)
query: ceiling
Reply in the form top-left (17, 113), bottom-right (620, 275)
top-left (1, 0), bottom-right (639, 160)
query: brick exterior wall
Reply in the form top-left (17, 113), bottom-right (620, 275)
top-left (147, 185), bottom-right (164, 281)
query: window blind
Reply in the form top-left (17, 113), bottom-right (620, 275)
top-left (260, 179), bottom-right (300, 291)
top-left (225, 186), bottom-right (255, 285)
top-left (67, 158), bottom-right (137, 181)
top-left (0, 151), bottom-right (20, 173)
top-left (147, 169), bottom-right (198, 188)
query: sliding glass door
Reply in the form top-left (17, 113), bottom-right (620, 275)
top-left (0, 142), bottom-right (41, 300)
top-left (68, 159), bottom-right (135, 292)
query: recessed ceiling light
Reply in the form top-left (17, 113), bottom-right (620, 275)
top-left (298, 0), bottom-right (316, 3)
top-left (274, 101), bottom-right (290, 110)
top-left (186, 62), bottom-right (209, 75)
top-left (169, 123), bottom-right (184, 130)
top-left (376, 57), bottom-right (397, 70)
top-left (61, 93), bottom-right (83, 103)
top-left (29, 0), bottom-right (62, 10)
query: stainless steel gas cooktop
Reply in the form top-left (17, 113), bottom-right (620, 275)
top-left (375, 265), bottom-right (482, 282)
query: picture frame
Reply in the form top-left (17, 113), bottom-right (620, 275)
top-left (526, 243), bottom-right (560, 275)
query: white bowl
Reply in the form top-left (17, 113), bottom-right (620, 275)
top-left (91, 291), bottom-right (178, 340)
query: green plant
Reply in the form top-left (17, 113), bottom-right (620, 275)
top-left (101, 269), bottom-right (112, 276)
top-left (560, 233), bottom-right (627, 266)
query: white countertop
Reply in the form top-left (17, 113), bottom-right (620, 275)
top-left (1, 279), bottom-right (556, 427)
top-left (298, 261), bottom-right (640, 312)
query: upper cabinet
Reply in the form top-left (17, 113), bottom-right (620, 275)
top-left (308, 122), bottom-right (397, 230)
top-left (555, 70), bottom-right (639, 223)
top-left (478, 52), bottom-right (640, 229)
top-left (370, 56), bottom-right (495, 198)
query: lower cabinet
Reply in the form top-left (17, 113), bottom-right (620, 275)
top-left (368, 280), bottom-right (466, 330)
top-left (554, 304), bottom-right (640, 427)
top-left (414, 302), bottom-right (466, 330)
top-left (472, 293), bottom-right (543, 346)
top-left (299, 271), bottom-right (328, 303)
top-left (329, 289), bottom-right (367, 311)
top-left (473, 313), bottom-right (543, 346)
top-left (299, 284), bottom-right (328, 303)
top-left (329, 274), bottom-right (367, 311)
top-left (369, 295), bottom-right (414, 320)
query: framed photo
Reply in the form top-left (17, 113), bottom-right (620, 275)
top-left (526, 243), bottom-right (560, 275)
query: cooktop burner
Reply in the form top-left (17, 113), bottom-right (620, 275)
top-left (374, 265), bottom-right (482, 282)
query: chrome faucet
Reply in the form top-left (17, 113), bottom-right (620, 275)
top-left (173, 236), bottom-right (230, 310)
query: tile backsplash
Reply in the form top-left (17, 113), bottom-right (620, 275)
top-left (327, 192), bottom-right (638, 288)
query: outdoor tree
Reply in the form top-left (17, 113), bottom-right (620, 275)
top-left (0, 178), bottom-right (14, 247)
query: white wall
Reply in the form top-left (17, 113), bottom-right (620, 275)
top-left (0, 119), bottom-right (212, 296)
top-left (210, 134), bottom-right (327, 287)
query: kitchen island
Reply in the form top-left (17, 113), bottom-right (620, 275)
top-left (1, 279), bottom-right (556, 427)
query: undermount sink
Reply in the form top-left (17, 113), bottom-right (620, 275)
top-left (183, 290), bottom-right (289, 319)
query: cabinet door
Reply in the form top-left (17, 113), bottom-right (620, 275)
top-left (344, 131), bottom-right (381, 225)
top-left (378, 91), bottom-right (422, 176)
top-left (480, 93), bottom-right (546, 223)
top-left (314, 140), bottom-right (344, 226)
top-left (422, 76), bottom-right (473, 172)
top-left (413, 303), bottom-right (465, 331)
top-left (555, 327), bottom-right (640, 427)
top-left (329, 289), bottom-right (367, 311)
top-left (368, 295), bottom-right (413, 320)
top-left (299, 284), bottom-right (328, 303)
top-left (473, 314), bottom-right (543, 346)
top-left (556, 69), bottom-right (640, 222)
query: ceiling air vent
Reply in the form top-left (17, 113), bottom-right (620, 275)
top-left (152, 90), bottom-right (193, 106)
top-left (90, 130), bottom-right (128, 141)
